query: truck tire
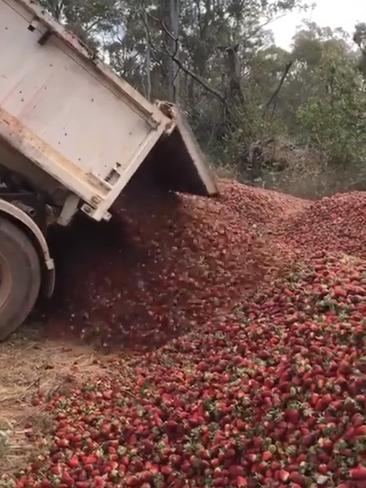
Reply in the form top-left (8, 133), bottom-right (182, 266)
top-left (0, 217), bottom-right (41, 340)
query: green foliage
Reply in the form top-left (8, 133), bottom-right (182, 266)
top-left (354, 22), bottom-right (366, 53)
top-left (296, 32), bottom-right (366, 166)
top-left (40, 0), bottom-right (366, 194)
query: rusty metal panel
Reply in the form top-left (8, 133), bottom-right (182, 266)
top-left (0, 0), bottom-right (169, 220)
top-left (0, 0), bottom-right (217, 223)
top-left (9, 0), bottom-right (169, 127)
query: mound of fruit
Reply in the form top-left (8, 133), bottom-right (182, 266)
top-left (11, 182), bottom-right (366, 487)
top-left (47, 181), bottom-right (299, 348)
top-left (17, 252), bottom-right (366, 487)
top-left (282, 192), bottom-right (366, 259)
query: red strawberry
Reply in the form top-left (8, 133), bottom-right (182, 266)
top-left (236, 476), bottom-right (248, 487)
top-left (68, 456), bottom-right (79, 468)
top-left (350, 466), bottom-right (366, 480)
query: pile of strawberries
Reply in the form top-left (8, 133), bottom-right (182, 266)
top-left (48, 181), bottom-right (301, 348)
top-left (282, 192), bottom-right (366, 260)
top-left (15, 182), bottom-right (366, 486)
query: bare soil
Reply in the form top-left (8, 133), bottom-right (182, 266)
top-left (0, 322), bottom-right (110, 478)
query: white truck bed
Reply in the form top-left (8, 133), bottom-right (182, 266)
top-left (0, 0), bottom-right (217, 222)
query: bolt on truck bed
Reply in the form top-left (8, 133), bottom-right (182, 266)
top-left (0, 0), bottom-right (217, 223)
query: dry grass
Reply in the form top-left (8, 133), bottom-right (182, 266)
top-left (0, 322), bottom-right (108, 479)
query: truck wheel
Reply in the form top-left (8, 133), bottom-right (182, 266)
top-left (0, 217), bottom-right (41, 340)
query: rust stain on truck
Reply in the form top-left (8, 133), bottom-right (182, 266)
top-left (0, 0), bottom-right (217, 338)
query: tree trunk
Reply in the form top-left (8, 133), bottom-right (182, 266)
top-left (225, 44), bottom-right (244, 106)
top-left (164, 0), bottom-right (180, 102)
top-left (168, 0), bottom-right (180, 101)
top-left (143, 12), bottom-right (152, 101)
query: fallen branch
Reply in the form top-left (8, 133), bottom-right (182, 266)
top-left (265, 61), bottom-right (294, 111)
top-left (146, 13), bottom-right (227, 105)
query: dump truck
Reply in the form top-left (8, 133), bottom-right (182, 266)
top-left (0, 0), bottom-right (218, 340)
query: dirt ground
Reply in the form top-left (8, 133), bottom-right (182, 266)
top-left (0, 321), bottom-right (112, 478)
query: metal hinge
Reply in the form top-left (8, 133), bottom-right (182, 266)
top-left (28, 16), bottom-right (52, 45)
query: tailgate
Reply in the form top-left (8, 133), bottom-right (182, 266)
top-left (145, 103), bottom-right (218, 196)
